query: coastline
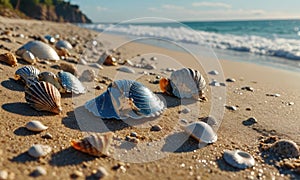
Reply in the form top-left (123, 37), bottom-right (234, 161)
top-left (0, 17), bottom-right (299, 179)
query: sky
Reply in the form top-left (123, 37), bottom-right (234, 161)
top-left (71, 0), bottom-right (300, 23)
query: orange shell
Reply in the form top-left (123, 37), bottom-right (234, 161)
top-left (0, 52), bottom-right (18, 67)
top-left (159, 78), bottom-right (169, 93)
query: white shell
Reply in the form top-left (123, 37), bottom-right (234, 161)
top-left (169, 68), bottom-right (206, 98)
top-left (25, 120), bottom-right (48, 132)
top-left (16, 41), bottom-right (60, 61)
top-left (57, 71), bottom-right (86, 94)
top-left (223, 150), bottom-right (255, 169)
top-left (28, 144), bottom-right (52, 158)
top-left (55, 40), bottom-right (73, 50)
top-left (117, 67), bottom-right (135, 74)
top-left (183, 122), bottom-right (217, 143)
top-left (22, 51), bottom-right (36, 64)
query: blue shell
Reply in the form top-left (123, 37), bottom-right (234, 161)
top-left (85, 80), bottom-right (165, 120)
top-left (15, 65), bottom-right (40, 83)
top-left (57, 71), bottom-right (85, 94)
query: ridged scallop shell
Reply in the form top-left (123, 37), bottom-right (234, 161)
top-left (25, 80), bottom-right (62, 114)
top-left (183, 121), bottom-right (217, 143)
top-left (85, 80), bottom-right (165, 120)
top-left (71, 132), bottom-right (114, 156)
top-left (57, 71), bottom-right (85, 94)
top-left (28, 144), bottom-right (52, 158)
top-left (117, 67), bottom-right (135, 74)
top-left (38, 71), bottom-right (65, 93)
top-left (15, 65), bottom-right (40, 83)
top-left (269, 139), bottom-right (300, 158)
top-left (160, 68), bottom-right (206, 99)
top-left (55, 40), bottom-right (73, 50)
top-left (59, 62), bottom-right (78, 76)
top-left (25, 120), bottom-right (48, 132)
top-left (0, 52), bottom-right (18, 67)
top-left (16, 41), bottom-right (60, 61)
top-left (223, 150), bottom-right (255, 169)
top-left (21, 50), bottom-right (37, 64)
top-left (98, 52), bottom-right (118, 66)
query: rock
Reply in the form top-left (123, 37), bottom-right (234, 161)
top-left (30, 166), bottom-right (47, 177)
top-left (241, 86), bottom-right (254, 92)
top-left (70, 171), bottom-right (84, 178)
top-left (242, 117), bottom-right (258, 126)
top-left (130, 132), bottom-right (138, 137)
top-left (28, 144), bottom-right (52, 158)
top-left (225, 105), bottom-right (238, 111)
top-left (42, 133), bottom-right (53, 139)
top-left (266, 93), bottom-right (281, 97)
top-left (226, 78), bottom-right (236, 82)
top-left (208, 70), bottom-right (219, 75)
top-left (150, 125), bottom-right (162, 132)
top-left (94, 167), bottom-right (108, 179)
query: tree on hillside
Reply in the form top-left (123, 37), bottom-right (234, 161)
top-left (0, 0), bottom-right (13, 8)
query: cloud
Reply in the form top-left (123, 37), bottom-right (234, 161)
top-left (192, 2), bottom-right (231, 9)
top-left (96, 6), bottom-right (107, 11)
top-left (162, 4), bottom-right (184, 10)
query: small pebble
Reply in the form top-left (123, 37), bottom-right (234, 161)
top-left (242, 117), bottom-right (258, 126)
top-left (225, 105), bottom-right (238, 111)
top-left (42, 133), bottom-right (53, 139)
top-left (25, 120), bottom-right (48, 132)
top-left (130, 132), bottom-right (138, 137)
top-left (70, 170), bottom-right (84, 178)
top-left (180, 107), bottom-right (191, 114)
top-left (241, 86), bottom-right (254, 92)
top-left (209, 81), bottom-right (221, 87)
top-left (95, 85), bottom-right (104, 90)
top-left (180, 119), bottom-right (188, 124)
top-left (150, 125), bottom-right (162, 131)
top-left (0, 170), bottom-right (8, 180)
top-left (30, 166), bottom-right (47, 177)
top-left (245, 107), bottom-right (252, 111)
top-left (94, 167), bottom-right (108, 178)
top-left (266, 93), bottom-right (281, 97)
top-left (226, 78), bottom-right (236, 82)
top-left (150, 56), bottom-right (157, 61)
top-left (208, 70), bottom-right (219, 75)
top-left (288, 102), bottom-right (294, 106)
top-left (90, 63), bottom-right (104, 70)
top-left (28, 144), bottom-right (52, 158)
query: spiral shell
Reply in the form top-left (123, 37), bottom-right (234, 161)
top-left (57, 71), bottom-right (85, 94)
top-left (183, 121), bottom-right (217, 143)
top-left (16, 41), bottom-right (60, 61)
top-left (25, 80), bottom-right (62, 114)
top-left (160, 68), bottom-right (206, 99)
top-left (15, 65), bottom-right (40, 83)
top-left (71, 132), bottom-right (114, 156)
top-left (0, 52), bottom-right (17, 67)
top-left (85, 80), bottom-right (165, 120)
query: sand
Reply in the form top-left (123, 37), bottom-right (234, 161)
top-left (0, 16), bottom-right (299, 179)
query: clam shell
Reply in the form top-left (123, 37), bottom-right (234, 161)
top-left (55, 40), bottom-right (73, 50)
top-left (15, 65), bottom-right (40, 83)
top-left (183, 122), bottom-right (217, 143)
top-left (117, 67), bottom-right (135, 74)
top-left (25, 80), bottom-right (62, 114)
top-left (25, 120), bottom-right (48, 132)
top-left (0, 52), bottom-right (17, 67)
top-left (98, 52), bottom-right (117, 66)
top-left (162, 68), bottom-right (206, 99)
top-left (38, 71), bottom-right (65, 93)
top-left (22, 51), bottom-right (37, 64)
top-left (269, 139), bottom-right (300, 158)
top-left (28, 144), bottom-right (52, 158)
top-left (59, 62), bottom-right (78, 76)
top-left (223, 150), bottom-right (255, 169)
top-left (16, 41), bottom-right (60, 61)
top-left (57, 71), bottom-right (85, 94)
top-left (85, 80), bottom-right (165, 120)
top-left (71, 132), bottom-right (113, 156)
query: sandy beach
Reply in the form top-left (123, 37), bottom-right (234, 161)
top-left (0, 17), bottom-right (299, 180)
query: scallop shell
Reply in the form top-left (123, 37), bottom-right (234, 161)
top-left (117, 67), bottom-right (135, 74)
top-left (16, 41), bottom-right (60, 61)
top-left (59, 62), bottom-right (78, 76)
top-left (15, 65), bottom-right (40, 83)
top-left (160, 68), bottom-right (206, 99)
top-left (28, 144), bottom-right (52, 158)
top-left (25, 80), bottom-right (62, 114)
top-left (38, 71), bottom-right (65, 93)
top-left (57, 71), bottom-right (86, 94)
top-left (223, 150), bottom-right (255, 169)
top-left (98, 52), bottom-right (118, 66)
top-left (25, 120), bottom-right (48, 132)
top-left (269, 139), bottom-right (300, 158)
top-left (21, 50), bottom-right (37, 64)
top-left (85, 80), bottom-right (165, 120)
top-left (0, 52), bottom-right (18, 67)
top-left (55, 40), bottom-right (73, 50)
top-left (71, 132), bottom-right (113, 156)
top-left (183, 121), bottom-right (217, 143)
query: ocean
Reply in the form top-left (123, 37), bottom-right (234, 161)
top-left (79, 19), bottom-right (300, 72)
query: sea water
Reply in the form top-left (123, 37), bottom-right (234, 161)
top-left (79, 19), bottom-right (300, 72)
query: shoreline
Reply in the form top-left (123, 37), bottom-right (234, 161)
top-left (0, 17), bottom-right (299, 179)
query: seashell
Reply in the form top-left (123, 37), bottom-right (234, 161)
top-left (71, 132), bottom-right (114, 156)
top-left (223, 150), bottom-right (255, 169)
top-left (98, 52), bottom-right (118, 66)
top-left (160, 68), bottom-right (206, 99)
top-left (59, 62), bottom-right (78, 76)
top-left (28, 144), bottom-right (52, 158)
top-left (55, 40), bottom-right (73, 50)
top-left (269, 139), bottom-right (300, 158)
top-left (21, 51), bottom-right (37, 64)
top-left (16, 41), bottom-right (60, 61)
top-left (79, 69), bottom-right (96, 82)
top-left (44, 35), bottom-right (56, 44)
top-left (85, 80), bottom-right (165, 120)
top-left (208, 70), bottom-right (219, 75)
top-left (25, 80), bottom-right (62, 114)
top-left (56, 47), bottom-right (70, 57)
top-left (117, 67), bottom-right (135, 74)
top-left (183, 121), bottom-right (217, 143)
top-left (0, 52), bottom-right (18, 67)
top-left (15, 65), bottom-right (40, 83)
top-left (38, 71), bottom-right (65, 93)
top-left (57, 71), bottom-right (86, 94)
top-left (25, 120), bottom-right (48, 132)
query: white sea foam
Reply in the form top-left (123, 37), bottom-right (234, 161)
top-left (81, 23), bottom-right (300, 60)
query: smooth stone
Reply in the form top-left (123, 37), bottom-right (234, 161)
top-left (242, 117), bottom-right (258, 126)
top-left (130, 132), bottom-right (138, 137)
top-left (223, 150), bottom-right (255, 169)
top-left (42, 133), bottom-right (53, 139)
top-left (30, 166), bottom-right (47, 177)
top-left (208, 70), bottom-right (219, 75)
top-left (28, 144), bottom-right (52, 158)
top-left (226, 78), bottom-right (236, 82)
top-left (25, 120), bottom-right (48, 132)
top-left (94, 167), bottom-right (108, 178)
top-left (225, 105), bottom-right (238, 111)
top-left (241, 86), bottom-right (254, 92)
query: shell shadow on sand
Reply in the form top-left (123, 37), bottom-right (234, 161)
top-left (13, 127), bottom-right (39, 136)
top-left (10, 151), bottom-right (38, 163)
top-left (2, 102), bottom-right (55, 116)
top-left (155, 92), bottom-right (198, 108)
top-left (161, 132), bottom-right (200, 153)
top-left (1, 78), bottom-right (24, 92)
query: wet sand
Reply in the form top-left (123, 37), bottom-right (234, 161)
top-left (0, 17), bottom-right (299, 179)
